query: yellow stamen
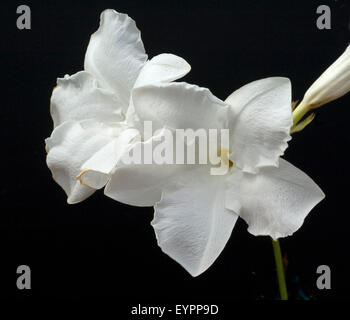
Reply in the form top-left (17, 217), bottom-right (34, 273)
top-left (220, 148), bottom-right (234, 168)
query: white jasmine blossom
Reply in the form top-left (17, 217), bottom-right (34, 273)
top-left (105, 78), bottom-right (325, 276)
top-left (45, 8), bottom-right (326, 278)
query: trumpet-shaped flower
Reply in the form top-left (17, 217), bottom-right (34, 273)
top-left (101, 78), bottom-right (325, 276)
top-left (45, 9), bottom-right (190, 203)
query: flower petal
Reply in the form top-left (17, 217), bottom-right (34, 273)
top-left (84, 9), bottom-right (147, 104)
top-left (78, 128), bottom-right (140, 189)
top-left (225, 159), bottom-right (325, 239)
top-left (152, 166), bottom-right (238, 277)
top-left (105, 163), bottom-right (178, 207)
top-left (226, 77), bottom-right (292, 173)
top-left (132, 82), bottom-right (229, 132)
top-left (134, 53), bottom-right (191, 88)
top-left (50, 71), bottom-right (124, 128)
top-left (104, 129), bottom-right (181, 206)
top-left (126, 54), bottom-right (191, 128)
top-left (46, 121), bottom-right (113, 204)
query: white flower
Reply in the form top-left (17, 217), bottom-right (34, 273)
top-left (104, 78), bottom-right (325, 276)
top-left (293, 45), bottom-right (350, 125)
top-left (45, 9), bottom-right (190, 203)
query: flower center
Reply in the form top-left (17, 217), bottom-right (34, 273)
top-left (219, 148), bottom-right (234, 168)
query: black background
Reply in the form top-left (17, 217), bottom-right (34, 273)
top-left (1, 0), bottom-right (350, 307)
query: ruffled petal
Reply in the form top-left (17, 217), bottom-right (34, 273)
top-left (50, 71), bottom-right (124, 128)
top-left (152, 166), bottom-right (238, 276)
top-left (84, 9), bottom-right (147, 105)
top-left (134, 53), bottom-right (191, 88)
top-left (225, 159), bottom-right (325, 239)
top-left (132, 82), bottom-right (229, 132)
top-left (45, 121), bottom-right (113, 203)
top-left (226, 78), bottom-right (292, 173)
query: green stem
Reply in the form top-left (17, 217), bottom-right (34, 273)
top-left (292, 100), bottom-right (309, 127)
top-left (272, 239), bottom-right (288, 300)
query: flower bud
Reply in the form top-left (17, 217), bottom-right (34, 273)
top-left (303, 45), bottom-right (350, 109)
top-left (292, 45), bottom-right (350, 127)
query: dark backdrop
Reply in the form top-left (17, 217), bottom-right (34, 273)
top-left (0, 0), bottom-right (350, 306)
